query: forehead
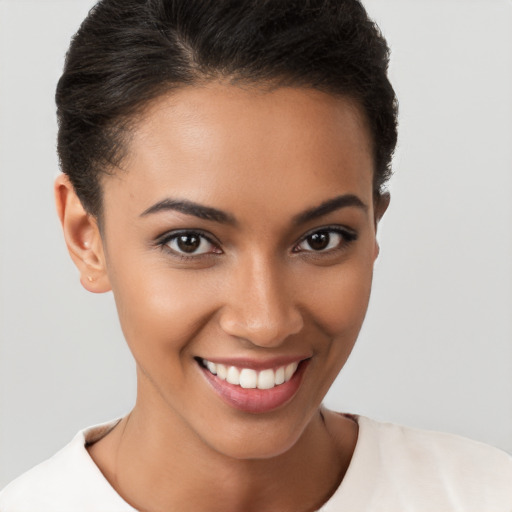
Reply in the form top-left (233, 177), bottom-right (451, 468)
top-left (103, 84), bottom-right (375, 222)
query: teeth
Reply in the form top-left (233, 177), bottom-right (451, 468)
top-left (226, 366), bottom-right (240, 385)
top-left (275, 367), bottom-right (285, 385)
top-left (216, 363), bottom-right (227, 380)
top-left (284, 362), bottom-right (298, 381)
top-left (206, 360), bottom-right (217, 375)
top-left (257, 369), bottom-right (275, 390)
top-left (239, 368), bottom-right (258, 388)
top-left (202, 359), bottom-right (300, 389)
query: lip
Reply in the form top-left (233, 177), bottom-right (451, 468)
top-left (198, 358), bottom-right (309, 414)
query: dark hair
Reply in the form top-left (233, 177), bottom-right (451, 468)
top-left (56, 0), bottom-right (398, 217)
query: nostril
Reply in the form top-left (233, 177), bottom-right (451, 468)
top-left (217, 275), bottom-right (303, 346)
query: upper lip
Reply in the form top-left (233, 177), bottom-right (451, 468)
top-left (197, 355), bottom-right (310, 371)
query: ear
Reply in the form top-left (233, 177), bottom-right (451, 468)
top-left (374, 192), bottom-right (390, 226)
top-left (373, 191), bottom-right (390, 260)
top-left (54, 174), bottom-right (111, 293)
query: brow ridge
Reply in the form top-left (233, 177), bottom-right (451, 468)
top-left (140, 198), bottom-right (236, 224)
top-left (293, 194), bottom-right (368, 225)
top-left (141, 194), bottom-right (367, 226)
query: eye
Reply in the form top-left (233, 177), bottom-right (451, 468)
top-left (162, 231), bottom-right (221, 256)
top-left (294, 228), bottom-right (357, 253)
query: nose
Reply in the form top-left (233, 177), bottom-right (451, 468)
top-left (218, 256), bottom-right (304, 347)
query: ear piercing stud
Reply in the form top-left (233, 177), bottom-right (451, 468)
top-left (87, 276), bottom-right (94, 282)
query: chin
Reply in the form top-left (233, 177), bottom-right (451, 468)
top-left (198, 410), bottom-right (314, 461)
top-left (211, 432), bottom-right (302, 461)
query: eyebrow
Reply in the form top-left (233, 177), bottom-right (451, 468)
top-left (140, 193), bottom-right (367, 226)
top-left (140, 198), bottom-right (237, 225)
top-left (292, 194), bottom-right (368, 225)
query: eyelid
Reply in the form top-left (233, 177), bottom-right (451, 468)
top-left (154, 225), bottom-right (356, 259)
top-left (293, 225), bottom-right (358, 253)
top-left (156, 229), bottom-right (223, 257)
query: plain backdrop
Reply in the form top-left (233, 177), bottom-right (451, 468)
top-left (1, 0), bottom-right (511, 489)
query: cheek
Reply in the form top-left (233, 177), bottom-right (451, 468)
top-left (108, 255), bottom-right (220, 362)
top-left (302, 255), bottom-right (374, 341)
top-left (301, 256), bottom-right (374, 397)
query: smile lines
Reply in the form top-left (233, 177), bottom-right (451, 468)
top-left (201, 359), bottom-right (299, 390)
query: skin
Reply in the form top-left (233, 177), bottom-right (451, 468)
top-left (55, 83), bottom-right (389, 512)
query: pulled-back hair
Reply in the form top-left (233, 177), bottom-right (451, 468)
top-left (56, 0), bottom-right (398, 217)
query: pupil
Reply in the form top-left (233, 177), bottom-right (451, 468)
top-left (308, 232), bottom-right (330, 251)
top-left (177, 234), bottom-right (200, 253)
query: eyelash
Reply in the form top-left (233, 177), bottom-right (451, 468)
top-left (156, 226), bottom-right (358, 260)
top-left (156, 230), bottom-right (221, 261)
top-left (293, 226), bottom-right (358, 255)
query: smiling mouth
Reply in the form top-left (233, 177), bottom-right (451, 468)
top-left (200, 358), bottom-right (299, 389)
top-left (197, 356), bottom-right (308, 413)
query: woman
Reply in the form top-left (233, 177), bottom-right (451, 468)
top-left (1, 0), bottom-right (511, 510)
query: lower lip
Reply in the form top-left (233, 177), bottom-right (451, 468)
top-left (200, 361), bottom-right (308, 414)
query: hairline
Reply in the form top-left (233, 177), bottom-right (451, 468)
top-left (87, 79), bottom-right (383, 229)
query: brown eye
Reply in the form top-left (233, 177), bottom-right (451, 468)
top-left (307, 232), bottom-right (331, 251)
top-left (295, 228), bottom-right (356, 253)
top-left (165, 232), bottom-right (219, 256)
top-left (177, 234), bottom-right (201, 253)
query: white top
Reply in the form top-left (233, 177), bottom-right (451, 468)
top-left (1, 415), bottom-right (511, 511)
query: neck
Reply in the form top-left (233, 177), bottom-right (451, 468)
top-left (88, 383), bottom-right (357, 512)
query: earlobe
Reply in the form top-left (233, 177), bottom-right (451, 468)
top-left (54, 174), bottom-right (111, 293)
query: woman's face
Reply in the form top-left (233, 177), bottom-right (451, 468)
top-left (98, 84), bottom-right (382, 459)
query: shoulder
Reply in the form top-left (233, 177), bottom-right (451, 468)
top-left (359, 415), bottom-right (512, 474)
top-left (337, 415), bottom-right (512, 510)
top-left (0, 420), bottom-right (135, 512)
top-left (356, 416), bottom-right (512, 464)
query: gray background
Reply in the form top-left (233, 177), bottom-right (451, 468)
top-left (1, 0), bottom-right (511, 488)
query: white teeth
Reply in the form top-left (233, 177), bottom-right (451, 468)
top-left (202, 359), bottom-right (301, 389)
top-left (275, 366), bottom-right (285, 385)
top-left (239, 368), bottom-right (258, 389)
top-left (284, 362), bottom-right (298, 381)
top-left (226, 366), bottom-right (240, 385)
top-left (257, 369), bottom-right (275, 389)
top-left (205, 360), bottom-right (217, 375)
top-left (216, 363), bottom-right (227, 380)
